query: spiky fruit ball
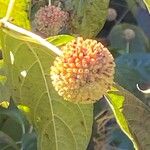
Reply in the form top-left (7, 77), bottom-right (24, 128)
top-left (107, 8), bottom-right (117, 21)
top-left (34, 5), bottom-right (69, 36)
top-left (123, 28), bottom-right (135, 41)
top-left (50, 37), bottom-right (115, 103)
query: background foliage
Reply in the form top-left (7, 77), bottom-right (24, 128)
top-left (0, 0), bottom-right (150, 150)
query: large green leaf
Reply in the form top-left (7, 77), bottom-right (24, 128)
top-left (64, 0), bottom-right (110, 38)
top-left (0, 0), bottom-right (30, 29)
top-left (106, 84), bottom-right (150, 150)
top-left (143, 0), bottom-right (150, 13)
top-left (0, 30), bottom-right (93, 150)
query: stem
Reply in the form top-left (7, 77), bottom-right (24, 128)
top-left (5, 0), bottom-right (16, 21)
top-left (0, 19), bottom-right (63, 56)
top-left (21, 123), bottom-right (26, 135)
top-left (49, 0), bottom-right (51, 5)
top-left (1, 141), bottom-right (21, 150)
top-left (126, 41), bottom-right (130, 53)
top-left (29, 125), bottom-right (33, 133)
top-left (58, 2), bottom-right (61, 8)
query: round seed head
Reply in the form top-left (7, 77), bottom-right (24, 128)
top-left (51, 37), bottom-right (115, 103)
top-left (34, 5), bottom-right (69, 36)
top-left (107, 8), bottom-right (117, 21)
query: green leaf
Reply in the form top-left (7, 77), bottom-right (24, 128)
top-left (0, 0), bottom-right (30, 29)
top-left (47, 35), bottom-right (75, 46)
top-left (106, 84), bottom-right (150, 150)
top-left (109, 23), bottom-right (149, 53)
top-left (143, 0), bottom-right (150, 13)
top-left (64, 0), bottom-right (110, 38)
top-left (0, 30), bottom-right (93, 150)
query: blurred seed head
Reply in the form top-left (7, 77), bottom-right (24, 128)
top-left (123, 28), bottom-right (135, 41)
top-left (107, 8), bottom-right (117, 21)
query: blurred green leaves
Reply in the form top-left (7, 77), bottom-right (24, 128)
top-left (109, 23), bottom-right (149, 53)
top-left (107, 4), bottom-right (150, 149)
top-left (115, 53), bottom-right (150, 105)
top-left (106, 84), bottom-right (150, 150)
top-left (115, 53), bottom-right (150, 84)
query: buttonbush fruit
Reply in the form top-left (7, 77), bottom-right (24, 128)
top-left (51, 37), bottom-right (115, 103)
top-left (34, 5), bottom-right (69, 36)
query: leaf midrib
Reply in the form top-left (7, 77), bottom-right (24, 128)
top-left (26, 43), bottom-right (59, 150)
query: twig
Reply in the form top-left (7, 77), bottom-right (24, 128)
top-left (29, 125), bottom-right (34, 133)
top-left (116, 9), bottom-right (129, 25)
top-left (49, 0), bottom-right (51, 5)
top-left (4, 0), bottom-right (16, 21)
top-left (0, 19), bottom-right (63, 56)
top-left (126, 41), bottom-right (130, 53)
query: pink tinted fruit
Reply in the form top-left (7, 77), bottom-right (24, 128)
top-left (34, 5), bottom-right (69, 36)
